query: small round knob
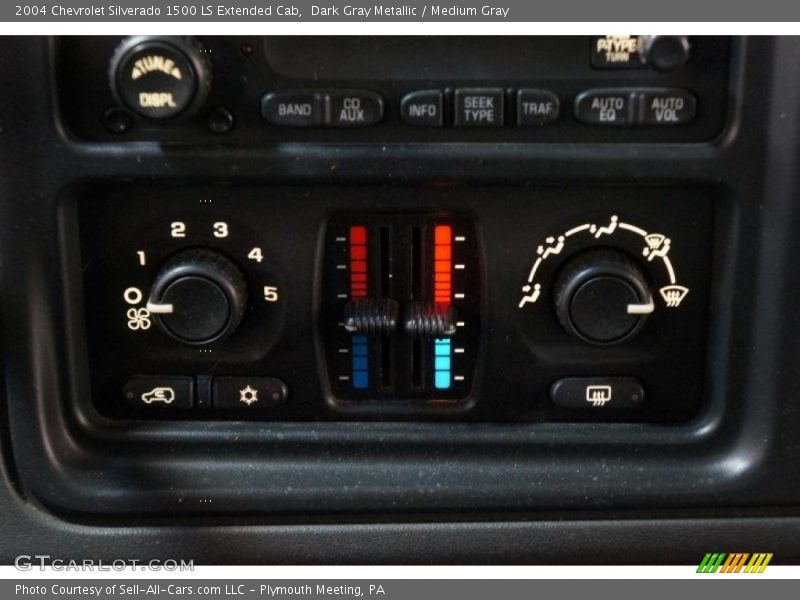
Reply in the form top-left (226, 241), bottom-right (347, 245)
top-left (148, 249), bottom-right (247, 345)
top-left (110, 36), bottom-right (212, 120)
top-left (553, 249), bottom-right (653, 345)
top-left (640, 36), bottom-right (690, 72)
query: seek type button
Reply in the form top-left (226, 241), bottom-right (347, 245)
top-left (574, 89), bottom-right (634, 126)
top-left (454, 88), bottom-right (504, 127)
top-left (516, 89), bottom-right (560, 125)
top-left (640, 89), bottom-right (697, 125)
top-left (550, 377), bottom-right (645, 409)
top-left (122, 375), bottom-right (194, 410)
top-left (261, 91), bottom-right (324, 127)
top-left (326, 90), bottom-right (384, 127)
top-left (213, 377), bottom-right (288, 410)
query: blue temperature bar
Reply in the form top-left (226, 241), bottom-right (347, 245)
top-left (352, 335), bottom-right (369, 389)
top-left (434, 338), bottom-right (451, 389)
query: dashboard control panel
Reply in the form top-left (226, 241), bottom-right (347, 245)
top-left (61, 36), bottom-right (730, 423)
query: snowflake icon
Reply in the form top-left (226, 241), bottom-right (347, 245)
top-left (238, 385), bottom-right (259, 406)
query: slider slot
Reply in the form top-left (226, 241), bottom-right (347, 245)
top-left (411, 338), bottom-right (423, 389)
top-left (380, 226), bottom-right (392, 390)
top-left (380, 226), bottom-right (391, 296)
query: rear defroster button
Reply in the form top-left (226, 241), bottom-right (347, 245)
top-left (550, 377), bottom-right (645, 409)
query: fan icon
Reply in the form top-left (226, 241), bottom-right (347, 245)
top-left (239, 385), bottom-right (259, 406)
top-left (126, 307), bottom-right (151, 330)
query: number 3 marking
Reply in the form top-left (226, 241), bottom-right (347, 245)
top-left (213, 222), bottom-right (229, 238)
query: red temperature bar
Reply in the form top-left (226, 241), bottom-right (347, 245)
top-left (434, 225), bottom-right (452, 304)
top-left (349, 225), bottom-right (368, 298)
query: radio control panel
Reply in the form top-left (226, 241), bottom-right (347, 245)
top-left (56, 35), bottom-right (731, 144)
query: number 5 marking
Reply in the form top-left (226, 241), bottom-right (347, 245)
top-left (263, 286), bottom-right (279, 302)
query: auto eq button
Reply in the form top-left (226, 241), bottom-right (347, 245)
top-left (326, 90), bottom-right (384, 127)
top-left (550, 377), bottom-right (645, 409)
top-left (261, 91), bottom-right (324, 127)
top-left (213, 377), bottom-right (289, 410)
top-left (454, 88), bottom-right (504, 127)
top-left (574, 89), bottom-right (635, 126)
top-left (122, 375), bottom-right (194, 409)
top-left (639, 88), bottom-right (697, 125)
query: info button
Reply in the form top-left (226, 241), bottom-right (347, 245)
top-left (400, 90), bottom-right (444, 127)
top-left (261, 91), bottom-right (324, 127)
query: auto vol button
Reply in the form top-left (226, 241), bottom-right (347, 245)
top-left (639, 88), bottom-right (697, 125)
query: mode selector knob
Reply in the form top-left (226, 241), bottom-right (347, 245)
top-left (553, 249), bottom-right (653, 346)
top-left (110, 36), bottom-right (212, 120)
top-left (147, 249), bottom-right (248, 345)
top-left (639, 36), bottom-right (691, 72)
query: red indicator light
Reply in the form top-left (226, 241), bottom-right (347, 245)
top-left (433, 225), bottom-right (452, 304)
top-left (349, 226), bottom-right (368, 298)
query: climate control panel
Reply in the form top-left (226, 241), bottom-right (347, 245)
top-left (77, 185), bottom-right (713, 422)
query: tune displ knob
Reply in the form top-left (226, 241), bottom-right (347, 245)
top-left (110, 36), bottom-right (212, 119)
top-left (147, 249), bottom-right (248, 345)
top-left (553, 249), bottom-right (654, 345)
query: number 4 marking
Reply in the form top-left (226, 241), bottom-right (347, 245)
top-left (248, 247), bottom-right (263, 263)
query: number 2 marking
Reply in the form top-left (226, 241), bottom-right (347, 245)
top-left (171, 222), bottom-right (186, 238)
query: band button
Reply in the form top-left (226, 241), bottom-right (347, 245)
top-left (261, 91), bottom-right (324, 127)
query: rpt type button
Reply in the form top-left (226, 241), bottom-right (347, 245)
top-left (454, 88), bottom-right (504, 127)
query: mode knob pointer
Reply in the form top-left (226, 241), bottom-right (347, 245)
top-left (553, 249), bottom-right (654, 345)
top-left (146, 249), bottom-right (248, 345)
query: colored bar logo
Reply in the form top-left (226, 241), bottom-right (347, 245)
top-left (696, 552), bottom-right (773, 573)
